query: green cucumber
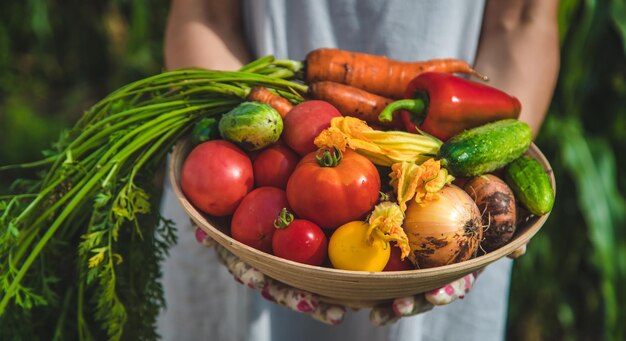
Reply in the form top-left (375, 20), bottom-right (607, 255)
top-left (438, 119), bottom-right (532, 177)
top-left (505, 155), bottom-right (555, 215)
top-left (191, 117), bottom-right (219, 145)
top-left (218, 101), bottom-right (283, 151)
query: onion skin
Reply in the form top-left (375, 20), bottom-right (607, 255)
top-left (464, 174), bottom-right (517, 252)
top-left (403, 185), bottom-right (482, 268)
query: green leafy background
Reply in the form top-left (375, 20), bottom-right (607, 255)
top-left (0, 0), bottom-right (624, 339)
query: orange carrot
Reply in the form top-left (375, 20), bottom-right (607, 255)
top-left (309, 81), bottom-right (403, 129)
top-left (305, 48), bottom-right (488, 99)
top-left (247, 86), bottom-right (294, 118)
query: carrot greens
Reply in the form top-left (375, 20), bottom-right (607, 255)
top-left (0, 58), bottom-right (305, 340)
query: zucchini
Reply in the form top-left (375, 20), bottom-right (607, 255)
top-left (505, 155), bottom-right (555, 215)
top-left (438, 119), bottom-right (532, 177)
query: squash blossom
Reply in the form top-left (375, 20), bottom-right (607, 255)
top-left (390, 159), bottom-right (455, 212)
top-left (367, 201), bottom-right (411, 260)
top-left (313, 116), bottom-right (442, 167)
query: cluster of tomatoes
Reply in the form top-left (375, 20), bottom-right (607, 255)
top-left (180, 100), bottom-right (411, 271)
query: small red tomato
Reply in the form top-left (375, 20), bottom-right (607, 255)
top-left (452, 176), bottom-right (470, 189)
top-left (181, 140), bottom-right (253, 216)
top-left (253, 145), bottom-right (300, 189)
top-left (383, 243), bottom-right (415, 271)
top-left (282, 100), bottom-right (342, 156)
top-left (287, 148), bottom-right (380, 229)
top-left (272, 209), bottom-right (328, 266)
top-left (231, 187), bottom-right (290, 253)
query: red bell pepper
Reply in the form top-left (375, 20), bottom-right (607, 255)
top-left (378, 72), bottom-right (521, 141)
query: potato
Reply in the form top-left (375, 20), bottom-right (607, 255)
top-left (463, 174), bottom-right (517, 252)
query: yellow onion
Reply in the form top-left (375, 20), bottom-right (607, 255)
top-left (403, 184), bottom-right (482, 268)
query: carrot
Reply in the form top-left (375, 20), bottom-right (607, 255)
top-left (309, 81), bottom-right (403, 129)
top-left (247, 86), bottom-right (294, 118)
top-left (305, 48), bottom-right (488, 99)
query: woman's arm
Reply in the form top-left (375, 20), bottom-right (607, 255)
top-left (164, 0), bottom-right (249, 71)
top-left (474, 0), bottom-right (560, 136)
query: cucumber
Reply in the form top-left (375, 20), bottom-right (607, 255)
top-left (438, 119), bottom-right (532, 177)
top-left (218, 101), bottom-right (283, 151)
top-left (191, 117), bottom-right (219, 145)
top-left (505, 155), bottom-right (555, 215)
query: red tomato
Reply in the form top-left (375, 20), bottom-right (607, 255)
top-left (282, 100), bottom-right (342, 156)
top-left (383, 243), bottom-right (415, 271)
top-left (253, 145), bottom-right (300, 189)
top-left (452, 176), bottom-right (470, 189)
top-left (181, 140), bottom-right (253, 216)
top-left (231, 187), bottom-right (290, 253)
top-left (272, 216), bottom-right (328, 266)
top-left (286, 149), bottom-right (381, 229)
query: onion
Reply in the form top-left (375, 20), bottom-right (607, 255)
top-left (463, 174), bottom-right (517, 252)
top-left (403, 184), bottom-right (483, 268)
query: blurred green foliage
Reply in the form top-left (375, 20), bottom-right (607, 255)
top-left (0, 0), bottom-right (625, 340)
top-left (508, 0), bottom-right (626, 340)
top-left (0, 0), bottom-right (168, 191)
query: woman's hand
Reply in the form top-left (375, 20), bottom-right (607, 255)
top-left (194, 227), bottom-right (526, 326)
top-left (195, 228), bottom-right (346, 325)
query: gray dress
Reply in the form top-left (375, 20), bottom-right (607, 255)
top-left (158, 1), bottom-right (513, 340)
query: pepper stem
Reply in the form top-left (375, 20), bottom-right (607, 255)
top-left (274, 208), bottom-right (294, 229)
top-left (315, 147), bottom-right (343, 167)
top-left (378, 97), bottom-right (427, 124)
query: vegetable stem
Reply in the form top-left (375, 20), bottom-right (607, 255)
top-left (0, 165), bottom-right (110, 314)
top-left (378, 98), bottom-right (427, 123)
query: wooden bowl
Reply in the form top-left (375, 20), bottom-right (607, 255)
top-left (169, 138), bottom-right (555, 308)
